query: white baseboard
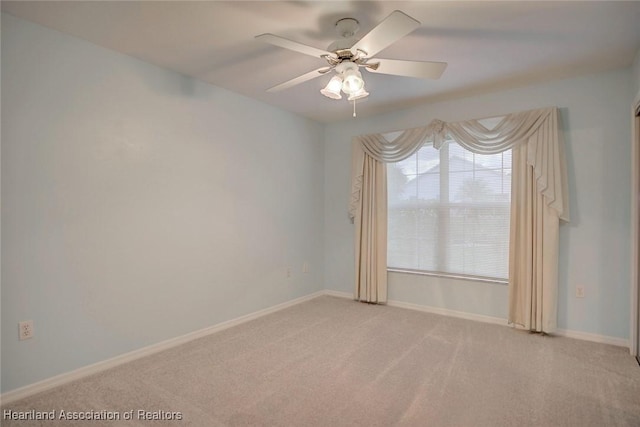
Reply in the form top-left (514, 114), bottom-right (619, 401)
top-left (554, 328), bottom-right (629, 348)
top-left (322, 289), bottom-right (506, 325)
top-left (386, 299), bottom-right (508, 326)
top-left (323, 289), bottom-right (354, 299)
top-left (0, 290), bottom-right (325, 406)
top-left (322, 289), bottom-right (628, 347)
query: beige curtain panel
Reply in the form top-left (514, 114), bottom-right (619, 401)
top-left (349, 107), bottom-right (569, 332)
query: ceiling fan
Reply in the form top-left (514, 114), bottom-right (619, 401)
top-left (255, 10), bottom-right (447, 106)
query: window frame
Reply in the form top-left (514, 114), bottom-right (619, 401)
top-left (386, 140), bottom-right (511, 284)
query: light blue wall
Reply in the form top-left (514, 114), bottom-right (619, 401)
top-left (1, 14), bottom-right (325, 393)
top-left (324, 68), bottom-right (633, 340)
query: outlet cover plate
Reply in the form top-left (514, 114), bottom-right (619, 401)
top-left (19, 320), bottom-right (34, 340)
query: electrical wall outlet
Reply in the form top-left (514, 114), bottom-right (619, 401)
top-left (576, 286), bottom-right (585, 298)
top-left (303, 262), bottom-right (310, 273)
top-left (286, 267), bottom-right (291, 278)
top-left (19, 320), bottom-right (34, 340)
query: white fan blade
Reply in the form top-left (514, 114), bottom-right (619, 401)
top-left (350, 10), bottom-right (420, 57)
top-left (256, 33), bottom-right (335, 59)
top-left (267, 68), bottom-right (328, 92)
top-left (367, 59), bottom-right (447, 80)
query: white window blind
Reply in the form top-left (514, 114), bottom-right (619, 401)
top-left (387, 140), bottom-right (511, 280)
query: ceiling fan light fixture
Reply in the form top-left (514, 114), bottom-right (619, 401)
top-left (341, 68), bottom-right (364, 95)
top-left (320, 75), bottom-right (343, 99)
top-left (348, 87), bottom-right (369, 101)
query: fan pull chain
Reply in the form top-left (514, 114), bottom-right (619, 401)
top-left (353, 99), bottom-right (357, 118)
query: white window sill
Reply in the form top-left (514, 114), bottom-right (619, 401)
top-left (387, 268), bottom-right (508, 285)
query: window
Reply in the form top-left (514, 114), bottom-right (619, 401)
top-left (387, 139), bottom-right (511, 280)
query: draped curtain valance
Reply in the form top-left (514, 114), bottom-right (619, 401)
top-left (350, 106), bottom-right (569, 222)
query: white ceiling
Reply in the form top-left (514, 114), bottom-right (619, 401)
top-left (3, 1), bottom-right (640, 123)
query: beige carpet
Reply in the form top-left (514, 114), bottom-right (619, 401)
top-left (3, 296), bottom-right (640, 426)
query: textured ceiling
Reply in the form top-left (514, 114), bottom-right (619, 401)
top-left (3, 1), bottom-right (640, 123)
